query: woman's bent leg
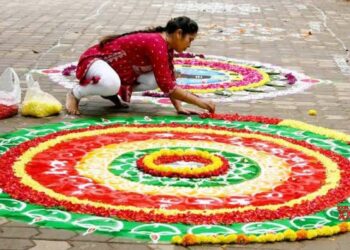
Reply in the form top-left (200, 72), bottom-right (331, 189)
top-left (73, 60), bottom-right (121, 99)
top-left (66, 60), bottom-right (121, 114)
top-left (134, 71), bottom-right (158, 91)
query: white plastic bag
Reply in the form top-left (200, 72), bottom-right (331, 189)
top-left (0, 67), bottom-right (21, 119)
top-left (21, 74), bottom-right (62, 117)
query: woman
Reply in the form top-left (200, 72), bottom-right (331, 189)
top-left (66, 16), bottom-right (215, 115)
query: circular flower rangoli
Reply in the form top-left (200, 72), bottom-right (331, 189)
top-left (34, 53), bottom-right (326, 107)
top-left (0, 114), bottom-right (349, 245)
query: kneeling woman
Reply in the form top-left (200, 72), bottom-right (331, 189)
top-left (66, 16), bottom-right (215, 115)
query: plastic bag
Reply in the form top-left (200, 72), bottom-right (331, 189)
top-left (21, 74), bottom-right (62, 117)
top-left (0, 67), bottom-right (21, 119)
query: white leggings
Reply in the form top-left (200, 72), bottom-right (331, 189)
top-left (73, 60), bottom-right (157, 99)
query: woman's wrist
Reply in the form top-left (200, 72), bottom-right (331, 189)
top-left (170, 87), bottom-right (209, 111)
top-left (169, 93), bottom-right (182, 111)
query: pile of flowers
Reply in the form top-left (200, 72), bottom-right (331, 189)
top-left (174, 52), bottom-right (205, 58)
top-left (62, 64), bottom-right (77, 76)
top-left (172, 222), bottom-right (350, 246)
top-left (0, 104), bottom-right (18, 119)
top-left (136, 149), bottom-right (229, 178)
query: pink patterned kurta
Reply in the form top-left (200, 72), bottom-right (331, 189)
top-left (75, 32), bottom-right (177, 102)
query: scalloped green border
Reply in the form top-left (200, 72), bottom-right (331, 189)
top-left (0, 116), bottom-right (349, 242)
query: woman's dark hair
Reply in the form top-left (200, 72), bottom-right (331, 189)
top-left (99, 16), bottom-right (198, 48)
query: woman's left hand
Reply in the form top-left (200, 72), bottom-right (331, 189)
top-left (176, 107), bottom-right (202, 115)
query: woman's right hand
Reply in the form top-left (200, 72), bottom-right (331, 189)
top-left (202, 100), bottom-right (216, 113)
top-left (169, 87), bottom-right (216, 113)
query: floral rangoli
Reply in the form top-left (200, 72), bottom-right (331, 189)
top-left (0, 114), bottom-right (349, 245)
top-left (34, 53), bottom-right (324, 107)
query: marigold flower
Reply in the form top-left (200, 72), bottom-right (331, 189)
top-left (182, 234), bottom-right (197, 246)
top-left (236, 234), bottom-right (249, 244)
top-left (296, 229), bottom-right (308, 240)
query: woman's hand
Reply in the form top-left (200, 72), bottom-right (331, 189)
top-left (176, 107), bottom-right (202, 115)
top-left (202, 100), bottom-right (216, 113)
top-left (170, 87), bottom-right (216, 113)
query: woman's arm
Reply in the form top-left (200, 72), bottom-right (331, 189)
top-left (169, 87), bottom-right (215, 113)
top-left (144, 36), bottom-right (215, 114)
top-left (168, 93), bottom-right (199, 115)
top-left (169, 94), bottom-right (182, 111)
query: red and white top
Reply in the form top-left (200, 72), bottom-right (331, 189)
top-left (76, 32), bottom-right (177, 102)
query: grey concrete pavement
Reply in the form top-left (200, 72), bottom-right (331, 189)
top-left (0, 0), bottom-right (350, 249)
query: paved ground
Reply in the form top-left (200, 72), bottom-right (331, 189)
top-left (0, 0), bottom-right (350, 249)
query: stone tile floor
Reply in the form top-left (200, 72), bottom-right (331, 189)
top-left (0, 0), bottom-right (349, 249)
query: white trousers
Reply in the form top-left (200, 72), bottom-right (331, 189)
top-left (73, 60), bottom-right (157, 99)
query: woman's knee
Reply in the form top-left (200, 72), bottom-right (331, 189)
top-left (138, 72), bottom-right (156, 85)
top-left (93, 62), bottom-right (121, 95)
top-left (99, 75), bottom-right (121, 95)
top-left (135, 72), bottom-right (157, 91)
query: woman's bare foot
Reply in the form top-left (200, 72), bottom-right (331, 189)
top-left (66, 91), bottom-right (80, 115)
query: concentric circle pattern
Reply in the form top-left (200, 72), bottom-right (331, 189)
top-left (136, 148), bottom-right (229, 178)
top-left (0, 115), bottom-right (350, 245)
top-left (171, 57), bottom-right (269, 93)
top-left (35, 53), bottom-right (325, 107)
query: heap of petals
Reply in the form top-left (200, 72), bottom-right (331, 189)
top-left (136, 149), bottom-right (229, 178)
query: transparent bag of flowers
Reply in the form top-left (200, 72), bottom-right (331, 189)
top-left (21, 74), bottom-right (62, 117)
top-left (0, 67), bottom-right (21, 119)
